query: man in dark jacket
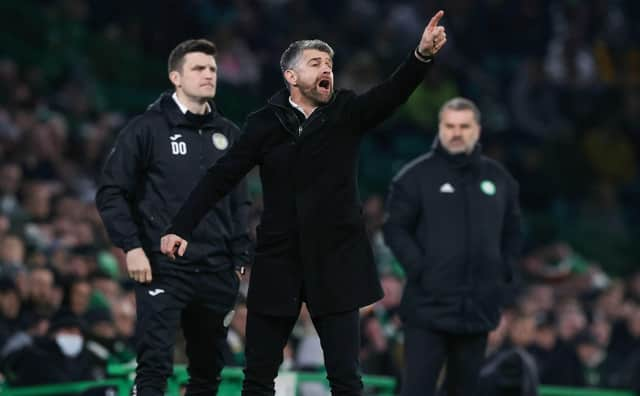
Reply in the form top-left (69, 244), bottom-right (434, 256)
top-left (382, 97), bottom-right (523, 396)
top-left (161, 10), bottom-right (447, 396)
top-left (95, 39), bottom-right (250, 396)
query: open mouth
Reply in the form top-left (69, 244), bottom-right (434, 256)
top-left (317, 79), bottom-right (331, 92)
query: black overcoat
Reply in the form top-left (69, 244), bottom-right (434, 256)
top-left (169, 52), bottom-right (432, 316)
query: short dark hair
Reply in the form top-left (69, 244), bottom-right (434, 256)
top-left (280, 39), bottom-right (334, 73)
top-left (280, 39), bottom-right (334, 88)
top-left (167, 39), bottom-right (217, 74)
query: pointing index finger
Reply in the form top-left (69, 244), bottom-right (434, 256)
top-left (427, 10), bottom-right (445, 31)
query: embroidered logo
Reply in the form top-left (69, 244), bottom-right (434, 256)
top-left (169, 134), bottom-right (187, 155)
top-left (212, 132), bottom-right (229, 150)
top-left (440, 183), bottom-right (455, 193)
top-left (481, 180), bottom-right (496, 196)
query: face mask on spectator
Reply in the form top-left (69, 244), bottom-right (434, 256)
top-left (55, 334), bottom-right (84, 357)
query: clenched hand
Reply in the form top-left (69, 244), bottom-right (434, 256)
top-left (160, 234), bottom-right (188, 260)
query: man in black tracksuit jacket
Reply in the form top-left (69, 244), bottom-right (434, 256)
top-left (161, 11), bottom-right (448, 396)
top-left (95, 39), bottom-right (250, 396)
top-left (383, 97), bottom-right (523, 396)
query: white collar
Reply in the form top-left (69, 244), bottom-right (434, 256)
top-left (288, 96), bottom-right (316, 119)
top-left (172, 92), bottom-right (211, 114)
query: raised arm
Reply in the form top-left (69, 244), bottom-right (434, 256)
top-left (228, 172), bottom-right (252, 268)
top-left (350, 10), bottom-right (447, 132)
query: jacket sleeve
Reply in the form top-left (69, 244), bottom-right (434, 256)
top-left (382, 171), bottom-right (425, 280)
top-left (166, 117), bottom-right (261, 239)
top-left (228, 177), bottom-right (252, 266)
top-left (95, 117), bottom-right (149, 252)
top-left (501, 177), bottom-right (523, 283)
top-left (348, 50), bottom-right (432, 133)
top-left (226, 125), bottom-right (253, 267)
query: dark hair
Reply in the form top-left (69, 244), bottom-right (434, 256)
top-left (279, 39), bottom-right (334, 88)
top-left (167, 39), bottom-right (217, 74)
top-left (280, 39), bottom-right (334, 73)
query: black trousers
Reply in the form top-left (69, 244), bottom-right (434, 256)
top-left (402, 326), bottom-right (488, 396)
top-left (242, 309), bottom-right (363, 396)
top-left (133, 267), bottom-right (239, 396)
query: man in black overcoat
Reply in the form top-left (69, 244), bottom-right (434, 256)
top-left (161, 11), bottom-right (448, 396)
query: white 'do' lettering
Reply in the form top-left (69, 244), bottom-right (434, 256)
top-left (171, 141), bottom-right (187, 155)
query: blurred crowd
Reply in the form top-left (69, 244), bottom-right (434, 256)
top-left (1, 0), bottom-right (640, 393)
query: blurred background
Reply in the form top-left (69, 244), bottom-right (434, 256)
top-left (1, 0), bottom-right (640, 394)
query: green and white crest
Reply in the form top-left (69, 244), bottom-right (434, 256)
top-left (480, 180), bottom-right (496, 196)
top-left (212, 132), bottom-right (229, 150)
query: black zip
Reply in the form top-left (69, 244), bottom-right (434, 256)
top-left (272, 106), bottom-right (325, 139)
top-left (299, 110), bottom-right (326, 138)
top-left (272, 106), bottom-right (300, 138)
top-left (269, 95), bottom-right (332, 139)
top-left (462, 179), bottom-right (472, 329)
top-left (464, 182), bottom-right (472, 285)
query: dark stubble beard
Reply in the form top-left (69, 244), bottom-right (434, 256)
top-left (299, 83), bottom-right (332, 106)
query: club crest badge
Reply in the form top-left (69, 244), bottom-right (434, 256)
top-left (481, 180), bottom-right (496, 196)
top-left (212, 133), bottom-right (229, 150)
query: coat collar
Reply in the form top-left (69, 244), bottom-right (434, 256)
top-left (171, 92), bottom-right (212, 115)
top-left (265, 88), bottom-right (335, 139)
top-left (432, 137), bottom-right (482, 169)
top-left (267, 88), bottom-right (294, 110)
top-left (148, 91), bottom-right (219, 129)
